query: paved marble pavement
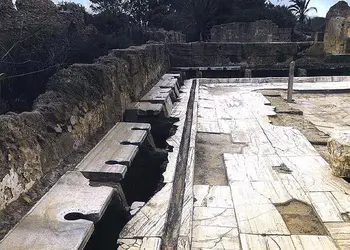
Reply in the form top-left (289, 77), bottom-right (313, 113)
top-left (186, 79), bottom-right (350, 250)
top-left (118, 77), bottom-right (350, 250)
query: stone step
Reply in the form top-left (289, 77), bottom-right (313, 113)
top-left (0, 171), bottom-right (114, 250)
top-left (76, 122), bottom-right (151, 182)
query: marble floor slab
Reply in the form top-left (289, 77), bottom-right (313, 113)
top-left (193, 185), bottom-right (234, 208)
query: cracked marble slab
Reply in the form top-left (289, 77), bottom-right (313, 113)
top-left (194, 185), bottom-right (234, 208)
top-left (117, 237), bottom-right (161, 250)
top-left (291, 235), bottom-right (338, 250)
top-left (240, 234), bottom-right (296, 250)
top-left (229, 119), bottom-right (276, 155)
top-left (235, 203), bottom-right (290, 235)
top-left (193, 207), bottom-right (237, 228)
top-left (198, 107), bottom-right (218, 121)
top-left (309, 192), bottom-right (344, 222)
top-left (163, 147), bottom-right (180, 183)
top-left (262, 125), bottom-right (319, 157)
top-left (281, 156), bottom-right (350, 193)
top-left (119, 183), bottom-right (172, 238)
top-left (224, 154), bottom-right (280, 182)
top-left (325, 222), bottom-right (350, 250)
top-left (197, 120), bottom-right (221, 134)
top-left (229, 182), bottom-right (271, 206)
top-left (277, 173), bottom-right (311, 204)
top-left (179, 148), bottom-right (195, 238)
top-left (192, 226), bottom-right (240, 249)
top-left (250, 181), bottom-right (293, 204)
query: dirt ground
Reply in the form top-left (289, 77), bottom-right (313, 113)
top-left (194, 133), bottom-right (244, 186)
top-left (276, 200), bottom-right (327, 235)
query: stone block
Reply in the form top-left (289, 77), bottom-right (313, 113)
top-left (324, 1), bottom-right (350, 55)
top-left (328, 132), bottom-right (350, 177)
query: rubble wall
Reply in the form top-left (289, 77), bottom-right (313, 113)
top-left (143, 28), bottom-right (186, 43)
top-left (168, 42), bottom-right (301, 67)
top-left (0, 44), bottom-right (169, 210)
top-left (210, 20), bottom-right (292, 42)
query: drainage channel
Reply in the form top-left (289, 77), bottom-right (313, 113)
top-left (84, 138), bottom-right (170, 249)
top-left (162, 80), bottom-right (196, 250)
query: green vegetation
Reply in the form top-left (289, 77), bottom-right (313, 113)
top-left (85, 0), bottom-right (299, 41)
top-left (0, 0), bottom-right (322, 114)
top-left (288, 0), bottom-right (317, 24)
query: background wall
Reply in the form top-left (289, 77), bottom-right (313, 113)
top-left (210, 20), bottom-right (292, 43)
top-left (168, 42), bottom-right (301, 67)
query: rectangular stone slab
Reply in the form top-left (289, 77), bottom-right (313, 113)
top-left (156, 74), bottom-right (180, 88)
top-left (124, 102), bottom-right (165, 122)
top-left (140, 88), bottom-right (174, 115)
top-left (0, 171), bottom-right (114, 250)
top-left (76, 123), bottom-right (150, 182)
top-left (155, 82), bottom-right (180, 99)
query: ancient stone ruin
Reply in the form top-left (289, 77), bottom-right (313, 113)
top-left (211, 20), bottom-right (292, 43)
top-left (324, 1), bottom-right (350, 55)
top-left (1, 1), bottom-right (350, 250)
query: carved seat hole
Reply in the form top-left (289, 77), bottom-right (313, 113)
top-left (64, 212), bottom-right (92, 221)
top-left (120, 141), bottom-right (140, 146)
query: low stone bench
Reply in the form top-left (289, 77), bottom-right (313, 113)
top-left (328, 131), bottom-right (350, 177)
top-left (134, 74), bottom-right (182, 116)
top-left (124, 102), bottom-right (166, 122)
top-left (140, 88), bottom-right (175, 115)
top-left (0, 171), bottom-right (114, 250)
top-left (77, 122), bottom-right (151, 182)
top-left (124, 74), bottom-right (185, 148)
top-left (125, 74), bottom-right (182, 120)
top-left (155, 74), bottom-right (181, 98)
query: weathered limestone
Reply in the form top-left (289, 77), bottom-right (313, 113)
top-left (324, 1), bottom-right (350, 55)
top-left (168, 42), bottom-right (302, 67)
top-left (143, 28), bottom-right (186, 43)
top-left (211, 20), bottom-right (291, 43)
top-left (0, 44), bottom-right (169, 212)
top-left (328, 132), bottom-right (350, 177)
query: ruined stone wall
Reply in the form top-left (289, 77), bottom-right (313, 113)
top-left (143, 28), bottom-right (186, 43)
top-left (168, 42), bottom-right (300, 67)
top-left (324, 1), bottom-right (350, 55)
top-left (0, 0), bottom-right (91, 40)
top-left (210, 20), bottom-right (291, 42)
top-left (0, 44), bottom-right (169, 211)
